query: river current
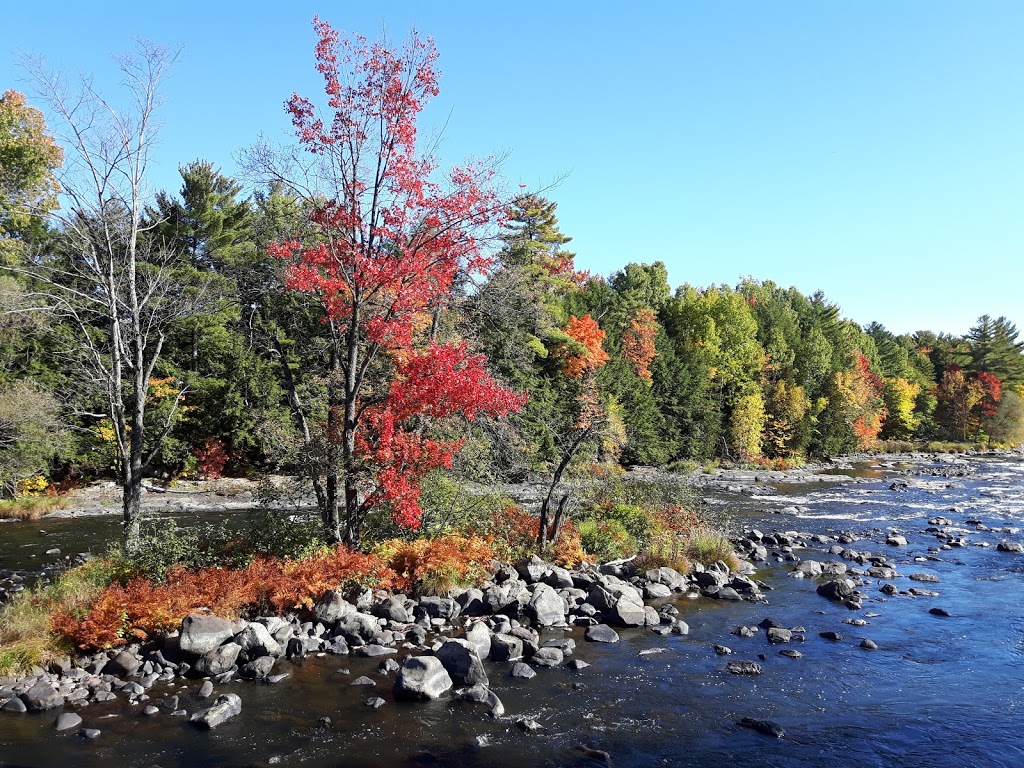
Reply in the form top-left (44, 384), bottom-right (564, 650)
top-left (1, 455), bottom-right (1023, 767)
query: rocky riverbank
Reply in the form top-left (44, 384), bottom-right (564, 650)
top-left (3, 450), bottom-right (1023, 757)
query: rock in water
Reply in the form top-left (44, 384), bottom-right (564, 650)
top-left (435, 639), bottom-right (489, 687)
top-left (738, 717), bottom-right (785, 738)
top-left (54, 712), bottom-right (82, 731)
top-left (726, 660), bottom-right (763, 675)
top-left (393, 656), bottom-right (453, 701)
top-left (455, 684), bottom-right (505, 717)
top-left (20, 683), bottom-right (63, 711)
top-left (584, 624), bottom-right (620, 643)
top-left (190, 693), bottom-right (242, 729)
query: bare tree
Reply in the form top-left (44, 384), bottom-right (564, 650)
top-left (17, 41), bottom-right (213, 549)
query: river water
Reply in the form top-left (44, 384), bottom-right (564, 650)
top-left (1, 455), bottom-right (1023, 767)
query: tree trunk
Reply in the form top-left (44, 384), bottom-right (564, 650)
top-left (323, 341), bottom-right (343, 544)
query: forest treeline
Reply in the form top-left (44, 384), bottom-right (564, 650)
top-left (2, 35), bottom-right (1024, 521)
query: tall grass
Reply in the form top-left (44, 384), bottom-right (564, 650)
top-left (0, 560), bottom-right (113, 676)
top-left (0, 496), bottom-right (68, 521)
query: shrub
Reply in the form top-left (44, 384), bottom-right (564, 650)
top-left (479, 504), bottom-right (586, 568)
top-left (578, 519), bottom-right (637, 563)
top-left (604, 504), bottom-right (655, 544)
top-left (0, 558), bottom-right (114, 674)
top-left (635, 532), bottom-right (692, 575)
top-left (52, 547), bottom-right (398, 650)
top-left (666, 459), bottom-right (699, 474)
top-left (373, 536), bottom-right (494, 596)
top-left (193, 437), bottom-right (230, 479)
top-left (686, 527), bottom-right (735, 567)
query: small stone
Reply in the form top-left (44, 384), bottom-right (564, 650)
top-left (365, 696), bottom-right (386, 709)
top-left (80, 728), bottom-right (101, 739)
top-left (142, 705), bottom-right (160, 716)
top-left (860, 639), bottom-right (878, 650)
top-left (531, 647), bottom-right (563, 667)
top-left (819, 631), bottom-right (843, 641)
top-left (929, 607), bottom-right (952, 617)
top-left (713, 645), bottom-right (733, 656)
top-left (566, 659), bottom-right (590, 670)
top-left (517, 718), bottom-right (543, 732)
top-left (350, 676), bottom-right (376, 687)
top-left (779, 649), bottom-right (802, 659)
top-left (197, 680), bottom-right (214, 699)
top-left (264, 673), bottom-right (290, 685)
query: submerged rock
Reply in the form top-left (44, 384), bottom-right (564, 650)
top-left (738, 716), bottom-right (785, 738)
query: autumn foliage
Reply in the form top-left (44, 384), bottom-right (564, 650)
top-left (268, 18), bottom-right (524, 542)
top-left (561, 314), bottom-right (610, 378)
top-left (51, 548), bottom-right (397, 650)
top-left (373, 535), bottom-right (494, 595)
top-left (622, 308), bottom-right (658, 382)
top-left (357, 344), bottom-right (526, 529)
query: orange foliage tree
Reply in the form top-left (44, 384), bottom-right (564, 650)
top-left (621, 308), bottom-right (658, 383)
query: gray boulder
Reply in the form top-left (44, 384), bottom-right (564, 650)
top-left (313, 590), bottom-right (356, 625)
top-left (190, 693), bottom-right (242, 729)
top-left (490, 633), bottom-right (524, 661)
top-left (193, 643), bottom-right (241, 677)
top-left (335, 612), bottom-right (382, 647)
top-left (643, 583), bottom-right (673, 599)
top-left (463, 622), bottom-right (492, 660)
top-left (645, 566), bottom-right (686, 591)
top-left (20, 683), bottom-right (63, 711)
top-left (484, 580), bottom-right (530, 615)
top-left (587, 581), bottom-right (645, 627)
top-left (527, 584), bottom-right (567, 627)
top-left (816, 579), bottom-right (856, 603)
top-left (239, 656), bottom-right (275, 680)
top-left (102, 650), bottom-right (141, 677)
top-left (393, 656), bottom-right (453, 700)
top-left (435, 639), bottom-right (489, 686)
top-left (584, 624), bottom-right (619, 643)
top-left (179, 614), bottom-right (237, 657)
top-left (417, 597), bottom-right (461, 621)
top-left (372, 596), bottom-right (410, 623)
top-left (531, 647), bottom-right (563, 667)
top-left (234, 623), bottom-right (282, 658)
top-left (726, 660), bottom-right (763, 675)
top-left (516, 555), bottom-right (551, 584)
top-left (455, 588), bottom-right (486, 616)
top-left (54, 712), bottom-right (82, 731)
top-left (510, 662), bottom-right (536, 679)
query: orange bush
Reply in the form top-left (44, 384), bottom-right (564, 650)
top-left (375, 536), bottom-right (494, 595)
top-left (51, 547), bottom-right (398, 651)
top-left (481, 504), bottom-right (585, 568)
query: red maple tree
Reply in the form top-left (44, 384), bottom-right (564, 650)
top-left (270, 18), bottom-right (524, 544)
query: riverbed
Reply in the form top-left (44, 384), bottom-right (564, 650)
top-left (1, 454), bottom-right (1023, 767)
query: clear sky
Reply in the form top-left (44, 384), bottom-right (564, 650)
top-left (2, 2), bottom-right (1021, 337)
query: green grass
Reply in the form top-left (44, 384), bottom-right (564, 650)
top-left (0, 559), bottom-right (114, 676)
top-left (0, 496), bottom-right (69, 521)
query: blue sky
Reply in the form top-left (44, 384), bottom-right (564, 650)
top-left (3, 2), bottom-right (1022, 336)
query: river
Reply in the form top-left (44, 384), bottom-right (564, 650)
top-left (1, 454), bottom-right (1022, 767)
